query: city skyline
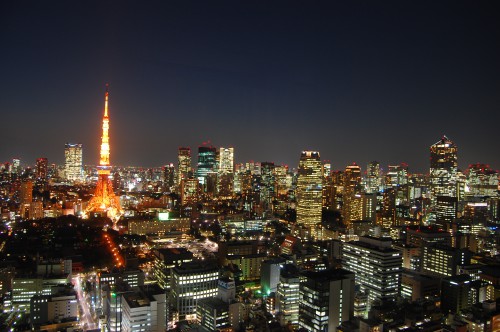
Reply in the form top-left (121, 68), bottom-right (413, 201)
top-left (1, 1), bottom-right (499, 171)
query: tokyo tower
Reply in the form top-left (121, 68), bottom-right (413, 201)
top-left (85, 85), bottom-right (122, 221)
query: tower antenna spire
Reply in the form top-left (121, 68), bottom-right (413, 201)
top-left (104, 83), bottom-right (109, 118)
top-left (86, 84), bottom-right (122, 223)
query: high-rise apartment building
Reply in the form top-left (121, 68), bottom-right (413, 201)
top-left (296, 151), bottom-right (323, 229)
top-left (342, 237), bottom-right (402, 307)
top-left (19, 179), bottom-right (33, 218)
top-left (20, 180), bottom-right (33, 204)
top-left (36, 158), bottom-right (48, 181)
top-left (429, 136), bottom-right (458, 203)
top-left (299, 268), bottom-right (355, 332)
top-left (64, 143), bottom-right (83, 182)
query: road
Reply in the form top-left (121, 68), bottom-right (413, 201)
top-left (74, 275), bottom-right (98, 331)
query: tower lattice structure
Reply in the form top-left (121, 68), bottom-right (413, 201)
top-left (86, 85), bottom-right (122, 220)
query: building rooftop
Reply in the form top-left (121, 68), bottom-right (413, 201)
top-left (346, 237), bottom-right (400, 253)
top-left (155, 247), bottom-right (193, 262)
top-left (197, 297), bottom-right (229, 310)
top-left (123, 292), bottom-right (152, 308)
top-left (301, 268), bottom-right (354, 283)
top-left (406, 225), bottom-right (450, 235)
top-left (173, 260), bottom-right (219, 274)
top-left (442, 274), bottom-right (472, 283)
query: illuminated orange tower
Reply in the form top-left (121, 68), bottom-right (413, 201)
top-left (86, 85), bottom-right (122, 221)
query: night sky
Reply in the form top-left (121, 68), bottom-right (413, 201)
top-left (1, 1), bottom-right (499, 173)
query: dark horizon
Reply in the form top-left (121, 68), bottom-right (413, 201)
top-left (1, 1), bottom-right (499, 173)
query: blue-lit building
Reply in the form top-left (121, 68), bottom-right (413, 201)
top-left (196, 145), bottom-right (217, 186)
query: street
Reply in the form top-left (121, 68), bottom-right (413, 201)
top-left (73, 275), bottom-right (98, 331)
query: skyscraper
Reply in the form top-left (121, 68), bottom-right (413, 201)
top-left (429, 136), bottom-right (458, 203)
top-left (365, 161), bottom-right (381, 193)
top-left (218, 147), bottom-right (234, 197)
top-left (163, 163), bottom-right (176, 191)
top-left (177, 147), bottom-right (192, 187)
top-left (466, 164), bottom-right (499, 197)
top-left (218, 147), bottom-right (234, 174)
top-left (342, 163), bottom-right (362, 227)
top-left (296, 151), bottom-right (323, 229)
top-left (260, 162), bottom-right (276, 210)
top-left (435, 196), bottom-right (458, 229)
top-left (12, 158), bottom-right (21, 174)
top-left (85, 85), bottom-right (122, 221)
top-left (64, 143), bottom-right (83, 182)
top-left (35, 158), bottom-right (48, 181)
top-left (169, 261), bottom-right (219, 320)
top-left (342, 237), bottom-right (402, 308)
top-left (276, 264), bottom-right (300, 327)
top-left (299, 268), bottom-right (355, 332)
top-left (196, 144), bottom-right (217, 187)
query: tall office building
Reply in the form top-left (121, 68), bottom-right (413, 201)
top-left (121, 285), bottom-right (166, 332)
top-left (441, 275), bottom-right (471, 315)
top-left (365, 161), bottom-right (381, 193)
top-left (276, 264), bottom-right (300, 327)
top-left (12, 158), bottom-right (21, 174)
top-left (296, 151), bottom-right (323, 229)
top-left (322, 162), bottom-right (335, 210)
top-left (342, 237), bottom-right (402, 307)
top-left (30, 292), bottom-right (78, 326)
top-left (218, 147), bottom-right (234, 197)
top-left (196, 144), bottom-right (217, 187)
top-left (274, 165), bottom-right (289, 197)
top-left (421, 244), bottom-right (471, 277)
top-left (177, 147), bottom-right (192, 186)
top-left (361, 192), bottom-right (377, 222)
top-left (261, 258), bottom-right (285, 296)
top-left (344, 163), bottom-right (362, 190)
top-left (196, 278), bottom-right (241, 331)
top-left (260, 162), bottom-right (276, 209)
top-left (342, 163), bottom-right (362, 227)
top-left (386, 163), bottom-right (409, 188)
top-left (163, 163), bottom-right (176, 191)
top-left (218, 147), bottom-right (234, 174)
top-left (36, 158), bottom-right (48, 181)
top-left (435, 196), bottom-right (458, 229)
top-left (64, 143), bottom-right (83, 182)
top-left (466, 164), bottom-right (498, 197)
top-left (169, 261), bottom-right (219, 320)
top-left (429, 136), bottom-right (458, 203)
top-left (299, 268), bottom-right (355, 332)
